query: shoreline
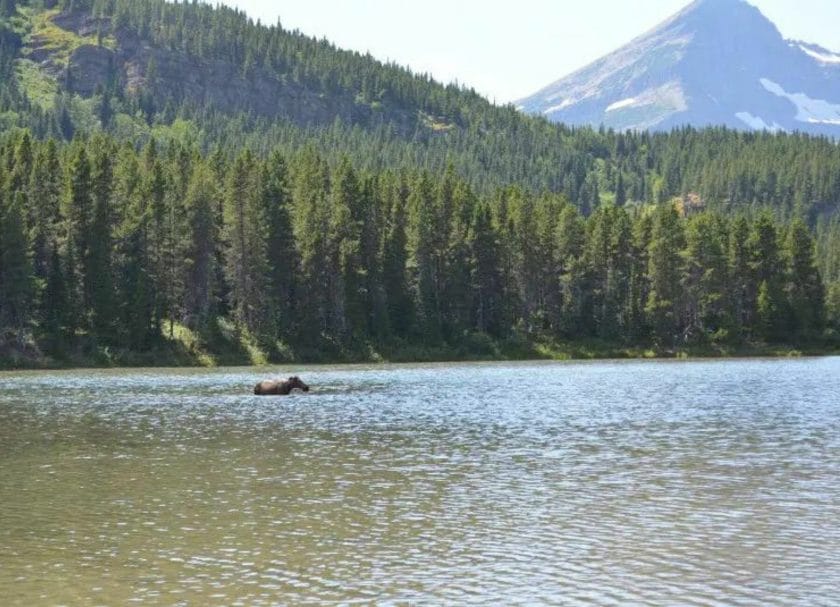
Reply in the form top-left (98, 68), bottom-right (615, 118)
top-left (2, 340), bottom-right (837, 372)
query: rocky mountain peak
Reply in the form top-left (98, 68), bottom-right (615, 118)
top-left (518, 0), bottom-right (840, 136)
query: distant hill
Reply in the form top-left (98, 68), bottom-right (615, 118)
top-left (517, 0), bottom-right (840, 136)
top-left (0, 0), bottom-right (592, 194)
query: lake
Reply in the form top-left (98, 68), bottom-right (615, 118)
top-left (1, 359), bottom-right (839, 606)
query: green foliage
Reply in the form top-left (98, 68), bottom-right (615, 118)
top-left (181, 163), bottom-right (217, 332)
top-left (0, 0), bottom-right (838, 364)
top-left (749, 211), bottom-right (785, 340)
top-left (784, 219), bottom-right (824, 340)
top-left (0, 191), bottom-right (35, 330)
top-left (2, 1), bottom-right (840, 223)
top-left (14, 59), bottom-right (58, 109)
top-left (222, 149), bottom-right (271, 339)
top-left (645, 203), bottom-right (685, 344)
top-left (682, 212), bottom-right (729, 341)
top-left (0, 131), bottom-right (832, 366)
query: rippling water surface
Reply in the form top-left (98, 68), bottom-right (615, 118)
top-left (1, 359), bottom-right (840, 605)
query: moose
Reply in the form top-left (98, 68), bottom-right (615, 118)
top-left (254, 376), bottom-right (311, 395)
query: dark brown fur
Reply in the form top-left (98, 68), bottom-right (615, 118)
top-left (254, 376), bottom-right (310, 395)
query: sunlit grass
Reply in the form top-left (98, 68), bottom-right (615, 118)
top-left (165, 322), bottom-right (217, 367)
top-left (216, 318), bottom-right (269, 366)
top-left (21, 6), bottom-right (116, 66)
top-left (15, 59), bottom-right (58, 109)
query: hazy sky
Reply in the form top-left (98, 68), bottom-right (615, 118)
top-left (218, 0), bottom-right (840, 103)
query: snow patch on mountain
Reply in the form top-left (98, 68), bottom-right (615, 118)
top-left (735, 112), bottom-right (784, 132)
top-left (796, 43), bottom-right (840, 65)
top-left (543, 99), bottom-right (575, 115)
top-left (606, 98), bottom-right (638, 112)
top-left (760, 78), bottom-right (840, 125)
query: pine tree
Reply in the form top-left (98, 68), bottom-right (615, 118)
top-left (512, 189), bottom-right (541, 334)
top-left (88, 143), bottom-right (116, 340)
top-left (358, 175), bottom-right (388, 339)
top-left (582, 204), bottom-right (612, 337)
top-left (407, 172), bottom-right (441, 342)
top-left (291, 146), bottom-right (330, 340)
top-left (728, 215), bottom-right (753, 339)
top-left (159, 145), bottom-right (189, 338)
top-left (62, 142), bottom-right (93, 328)
top-left (615, 171), bottom-right (627, 206)
top-left (0, 192), bottom-right (34, 332)
top-left (261, 151), bottom-right (298, 340)
top-left (607, 205), bottom-right (633, 339)
top-left (749, 212), bottom-right (785, 341)
top-left (442, 180), bottom-right (477, 338)
top-left (784, 218), bottom-right (824, 341)
top-left (142, 140), bottom-right (168, 329)
top-left (628, 209), bottom-right (653, 341)
top-left (222, 149), bottom-right (270, 339)
top-left (114, 146), bottom-right (157, 350)
top-left (381, 173), bottom-right (413, 337)
top-left (645, 203), bottom-right (685, 345)
top-left (495, 195), bottom-right (520, 335)
top-left (469, 203), bottom-right (504, 336)
top-left (434, 165), bottom-right (462, 339)
top-left (327, 156), bottom-right (362, 340)
top-left (682, 212), bottom-right (730, 342)
top-left (42, 244), bottom-right (71, 346)
top-left (28, 139), bottom-right (62, 284)
top-left (554, 203), bottom-right (586, 338)
top-left (10, 132), bottom-right (33, 196)
top-left (182, 164), bottom-right (217, 331)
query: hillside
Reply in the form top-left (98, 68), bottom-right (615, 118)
top-left (518, 0), bottom-right (840, 136)
top-left (15, 4), bottom-right (420, 130)
top-left (0, 0), bottom-right (594, 195)
top-left (2, 0), bottom-right (840, 219)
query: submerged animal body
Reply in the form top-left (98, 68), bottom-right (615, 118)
top-left (254, 376), bottom-right (310, 395)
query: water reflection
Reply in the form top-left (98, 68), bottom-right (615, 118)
top-left (1, 359), bottom-right (840, 605)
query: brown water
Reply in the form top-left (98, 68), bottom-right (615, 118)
top-left (1, 359), bottom-right (839, 605)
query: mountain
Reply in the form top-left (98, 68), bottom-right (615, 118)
top-left (517, 0), bottom-right (840, 135)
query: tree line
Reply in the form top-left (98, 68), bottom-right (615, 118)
top-left (0, 132), bottom-right (832, 362)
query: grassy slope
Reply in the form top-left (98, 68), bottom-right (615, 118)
top-left (10, 7), bottom-right (163, 136)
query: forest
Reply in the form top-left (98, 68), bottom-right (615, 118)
top-left (0, 132), bottom-right (835, 366)
top-left (1, 1), bottom-right (840, 365)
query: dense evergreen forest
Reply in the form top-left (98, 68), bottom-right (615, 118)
top-left (1, 0), bottom-right (840, 365)
top-left (0, 132), bottom-right (835, 366)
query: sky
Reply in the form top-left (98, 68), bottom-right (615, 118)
top-left (218, 0), bottom-right (840, 103)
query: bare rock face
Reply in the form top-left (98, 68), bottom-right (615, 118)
top-left (67, 44), bottom-right (115, 96)
top-left (52, 11), bottom-right (111, 39)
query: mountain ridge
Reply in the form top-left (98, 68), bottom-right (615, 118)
top-left (517, 0), bottom-right (840, 135)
